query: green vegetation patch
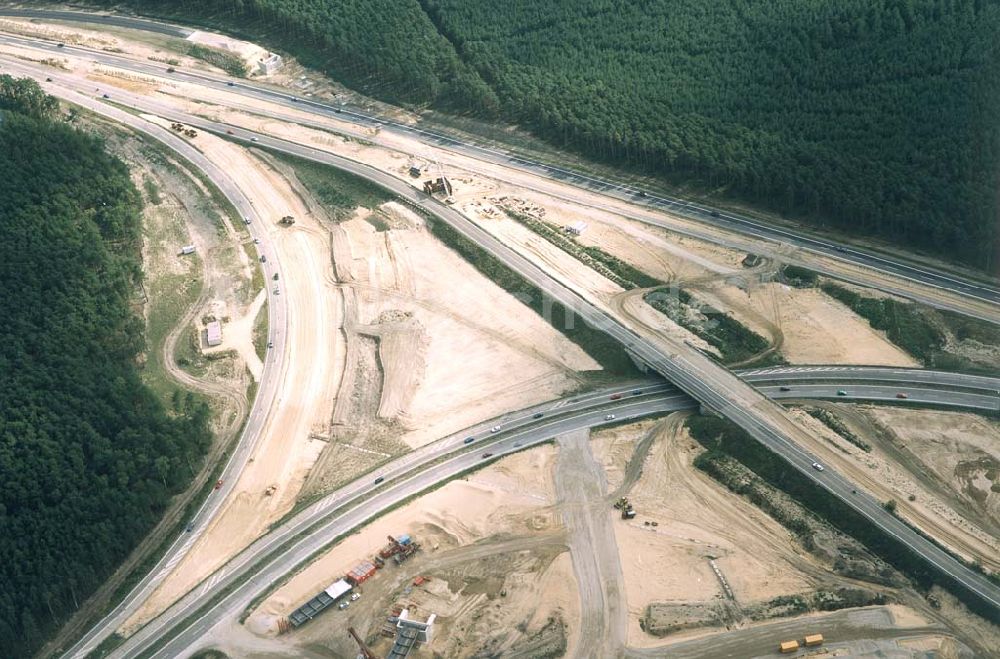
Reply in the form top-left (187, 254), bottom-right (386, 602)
top-left (645, 288), bottom-right (780, 367)
top-left (938, 309), bottom-right (1000, 346)
top-left (505, 210), bottom-right (662, 289)
top-left (252, 300), bottom-right (269, 361)
top-left (428, 219), bottom-right (641, 376)
top-left (187, 43), bottom-right (248, 77)
top-left (781, 264), bottom-right (819, 288)
top-left (806, 408), bottom-right (870, 452)
top-left (0, 78), bottom-right (212, 656)
top-left (685, 414), bottom-right (1000, 623)
top-left (275, 152), bottom-right (392, 220)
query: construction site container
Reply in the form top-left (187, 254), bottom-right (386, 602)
top-left (346, 560), bottom-right (377, 585)
top-left (324, 579), bottom-right (352, 601)
top-left (804, 634), bottom-right (823, 647)
top-left (779, 640), bottom-right (799, 653)
top-left (398, 534), bottom-right (412, 546)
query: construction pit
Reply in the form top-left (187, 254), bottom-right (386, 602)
top-left (235, 445), bottom-right (576, 659)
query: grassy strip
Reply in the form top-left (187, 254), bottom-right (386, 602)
top-left (187, 44), bottom-right (248, 77)
top-left (806, 408), bottom-right (871, 452)
top-left (645, 288), bottom-right (780, 366)
top-left (142, 176), bottom-right (162, 205)
top-left (504, 209), bottom-right (662, 289)
top-left (427, 218), bottom-right (641, 376)
top-left (271, 151), bottom-right (392, 221)
top-left (252, 300), bottom-right (268, 361)
top-left (781, 264), bottom-right (818, 287)
top-left (938, 309), bottom-right (1000, 345)
top-left (87, 632), bottom-right (124, 659)
top-left (820, 283), bottom-right (944, 363)
top-left (685, 414), bottom-right (1000, 624)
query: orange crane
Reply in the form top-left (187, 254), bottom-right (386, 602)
top-left (348, 627), bottom-right (377, 659)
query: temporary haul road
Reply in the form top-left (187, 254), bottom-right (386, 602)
top-left (0, 36), bottom-right (997, 654)
top-left (106, 372), bottom-right (1000, 659)
top-left (0, 26), bottom-right (998, 321)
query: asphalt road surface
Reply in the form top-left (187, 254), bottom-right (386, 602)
top-left (0, 25), bottom-right (997, 317)
top-left (0, 8), bottom-right (192, 37)
top-left (114, 374), bottom-right (997, 659)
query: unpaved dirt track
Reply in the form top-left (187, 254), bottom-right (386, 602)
top-left (624, 606), bottom-right (960, 658)
top-left (555, 429), bottom-right (627, 658)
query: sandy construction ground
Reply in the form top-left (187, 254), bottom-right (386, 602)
top-left (593, 416), bottom-right (831, 648)
top-left (709, 282), bottom-right (919, 366)
top-left (859, 407), bottom-right (1000, 525)
top-left (237, 445), bottom-right (574, 658)
top-left (788, 407), bottom-right (1000, 571)
top-left (302, 195), bottom-right (597, 495)
top-left (123, 126), bottom-right (345, 633)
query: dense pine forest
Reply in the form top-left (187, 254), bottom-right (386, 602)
top-left (78, 0), bottom-right (1000, 269)
top-left (0, 77), bottom-right (212, 656)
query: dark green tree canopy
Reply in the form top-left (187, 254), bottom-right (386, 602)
top-left (0, 79), bottom-right (211, 656)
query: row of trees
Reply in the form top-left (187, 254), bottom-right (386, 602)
top-left (0, 77), bottom-right (212, 656)
top-left (71, 0), bottom-right (1000, 265)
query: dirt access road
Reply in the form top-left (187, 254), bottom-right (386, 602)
top-left (122, 127), bottom-right (344, 633)
top-left (555, 429), bottom-right (627, 657)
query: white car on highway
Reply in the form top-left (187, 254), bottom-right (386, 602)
top-left (812, 462), bottom-right (825, 472)
top-left (490, 425), bottom-right (501, 433)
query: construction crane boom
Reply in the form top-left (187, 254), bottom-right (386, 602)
top-left (348, 626), bottom-right (378, 659)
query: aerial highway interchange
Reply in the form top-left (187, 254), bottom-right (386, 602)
top-left (0, 12), bottom-right (998, 658)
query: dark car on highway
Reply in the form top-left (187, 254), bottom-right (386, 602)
top-left (374, 476), bottom-right (384, 484)
top-left (533, 412), bottom-right (544, 419)
top-left (463, 437), bottom-right (475, 444)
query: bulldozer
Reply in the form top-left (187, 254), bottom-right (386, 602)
top-left (278, 215), bottom-right (296, 226)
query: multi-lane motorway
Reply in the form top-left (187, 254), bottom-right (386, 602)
top-left (110, 369), bottom-right (998, 658)
top-left (0, 24), bottom-right (998, 657)
top-left (0, 16), bottom-right (998, 317)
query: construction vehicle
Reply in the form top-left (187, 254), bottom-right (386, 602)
top-left (622, 508), bottom-right (636, 520)
top-left (278, 215), bottom-right (296, 225)
top-left (779, 640), bottom-right (799, 653)
top-left (348, 627), bottom-right (377, 659)
top-left (372, 555), bottom-right (385, 568)
top-left (379, 535), bottom-right (403, 559)
top-left (393, 540), bottom-right (420, 565)
top-left (264, 484), bottom-right (277, 496)
top-left (804, 634), bottom-right (824, 647)
top-left (185, 129), bottom-right (198, 138)
top-left (613, 497), bottom-right (629, 510)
